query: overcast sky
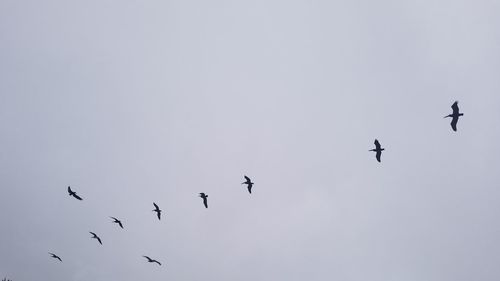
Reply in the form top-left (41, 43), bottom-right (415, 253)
top-left (1, 0), bottom-right (500, 280)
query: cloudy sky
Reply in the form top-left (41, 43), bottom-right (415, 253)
top-left (1, 0), bottom-right (500, 280)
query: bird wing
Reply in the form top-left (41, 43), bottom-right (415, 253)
top-left (203, 198), bottom-right (208, 208)
top-left (376, 151), bottom-right (381, 162)
top-left (97, 237), bottom-right (102, 244)
top-left (143, 256), bottom-right (151, 261)
top-left (110, 216), bottom-right (117, 221)
top-left (89, 232), bottom-right (96, 237)
top-left (451, 117), bottom-right (458, 131)
top-left (67, 186), bottom-right (72, 193)
top-left (118, 221), bottom-right (123, 228)
top-left (451, 101), bottom-right (459, 114)
top-left (248, 184), bottom-right (252, 194)
top-left (244, 175), bottom-right (250, 182)
top-left (374, 139), bottom-right (381, 149)
top-left (154, 260), bottom-right (161, 266)
top-left (153, 202), bottom-right (159, 210)
top-left (73, 193), bottom-right (83, 200)
top-left (157, 211), bottom-right (161, 220)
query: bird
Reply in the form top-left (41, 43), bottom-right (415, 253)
top-left (152, 202), bottom-right (162, 220)
top-left (369, 139), bottom-right (385, 162)
top-left (110, 217), bottom-right (123, 229)
top-left (49, 252), bottom-right (62, 262)
top-left (199, 193), bottom-right (208, 208)
top-left (67, 186), bottom-right (83, 200)
top-left (143, 255), bottom-right (161, 266)
top-left (242, 175), bottom-right (254, 194)
top-left (89, 232), bottom-right (102, 245)
top-left (444, 101), bottom-right (464, 131)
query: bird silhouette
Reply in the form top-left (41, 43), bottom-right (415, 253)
top-left (143, 255), bottom-right (162, 266)
top-left (242, 175), bottom-right (254, 194)
top-left (444, 101), bottom-right (464, 131)
top-left (89, 232), bottom-right (102, 245)
top-left (369, 139), bottom-right (385, 162)
top-left (49, 252), bottom-right (62, 262)
top-left (67, 186), bottom-right (83, 200)
top-left (110, 217), bottom-right (123, 229)
top-left (199, 193), bottom-right (208, 208)
top-left (152, 202), bottom-right (162, 220)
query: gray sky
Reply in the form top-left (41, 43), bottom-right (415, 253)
top-left (1, 0), bottom-right (500, 280)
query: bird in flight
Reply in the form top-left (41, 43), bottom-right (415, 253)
top-left (152, 202), bottom-right (162, 220)
top-left (49, 252), bottom-right (62, 262)
top-left (89, 232), bottom-right (102, 245)
top-left (110, 217), bottom-right (123, 229)
top-left (143, 255), bottom-right (162, 266)
top-left (199, 193), bottom-right (208, 208)
top-left (242, 175), bottom-right (254, 194)
top-left (67, 186), bottom-right (83, 200)
top-left (444, 101), bottom-right (464, 131)
top-left (369, 139), bottom-right (385, 162)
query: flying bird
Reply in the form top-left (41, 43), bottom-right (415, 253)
top-left (444, 101), bottom-right (464, 131)
top-left (242, 175), bottom-right (254, 194)
top-left (143, 255), bottom-right (161, 266)
top-left (199, 193), bottom-right (208, 208)
top-left (67, 186), bottom-right (83, 200)
top-left (152, 202), bottom-right (162, 220)
top-left (49, 252), bottom-right (62, 262)
top-left (369, 139), bottom-right (385, 162)
top-left (110, 217), bottom-right (123, 229)
top-left (89, 232), bottom-right (102, 245)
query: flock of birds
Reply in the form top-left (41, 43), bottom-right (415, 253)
top-left (369, 101), bottom-right (463, 162)
top-left (46, 176), bottom-right (257, 267)
top-left (42, 101), bottom-right (463, 270)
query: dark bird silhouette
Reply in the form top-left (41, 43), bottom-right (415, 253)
top-left (369, 139), bottom-right (385, 162)
top-left (444, 101), bottom-right (464, 131)
top-left (89, 232), bottom-right (102, 245)
top-left (110, 217), bottom-right (123, 229)
top-left (67, 186), bottom-right (83, 200)
top-left (152, 202), bottom-right (162, 220)
top-left (242, 175), bottom-right (254, 194)
top-left (143, 255), bottom-right (161, 266)
top-left (49, 252), bottom-right (62, 262)
top-left (199, 193), bottom-right (208, 208)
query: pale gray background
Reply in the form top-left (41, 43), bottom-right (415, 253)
top-left (1, 0), bottom-right (500, 280)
